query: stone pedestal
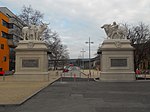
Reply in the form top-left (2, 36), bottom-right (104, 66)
top-left (15, 40), bottom-right (49, 81)
top-left (100, 39), bottom-right (135, 81)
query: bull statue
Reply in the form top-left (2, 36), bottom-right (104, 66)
top-left (22, 22), bottom-right (49, 41)
top-left (101, 22), bottom-right (127, 39)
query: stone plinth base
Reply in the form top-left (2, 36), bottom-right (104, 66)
top-left (100, 39), bottom-right (135, 81)
top-left (100, 72), bottom-right (135, 81)
top-left (15, 40), bottom-right (49, 81)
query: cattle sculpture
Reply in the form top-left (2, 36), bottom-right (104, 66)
top-left (22, 22), bottom-right (49, 40)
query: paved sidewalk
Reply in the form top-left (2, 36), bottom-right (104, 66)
top-left (0, 71), bottom-right (61, 105)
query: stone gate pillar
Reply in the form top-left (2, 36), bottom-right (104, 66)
top-left (15, 40), bottom-right (49, 81)
top-left (100, 39), bottom-right (135, 81)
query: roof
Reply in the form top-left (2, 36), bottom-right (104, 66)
top-left (0, 7), bottom-right (15, 17)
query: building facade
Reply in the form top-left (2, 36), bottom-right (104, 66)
top-left (0, 7), bottom-right (24, 71)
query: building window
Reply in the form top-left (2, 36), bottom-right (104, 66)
top-left (1, 31), bottom-right (11, 39)
top-left (8, 23), bottom-right (13, 28)
top-left (1, 31), bottom-right (7, 38)
top-left (3, 56), bottom-right (7, 62)
top-left (2, 19), bottom-right (9, 28)
top-left (1, 44), bottom-right (4, 49)
top-left (9, 34), bottom-right (13, 38)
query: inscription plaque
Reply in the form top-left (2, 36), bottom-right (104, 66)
top-left (111, 59), bottom-right (127, 67)
top-left (22, 59), bottom-right (39, 67)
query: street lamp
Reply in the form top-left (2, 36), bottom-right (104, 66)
top-left (81, 48), bottom-right (86, 70)
top-left (85, 37), bottom-right (94, 79)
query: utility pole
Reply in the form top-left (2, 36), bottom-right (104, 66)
top-left (85, 37), bottom-right (93, 80)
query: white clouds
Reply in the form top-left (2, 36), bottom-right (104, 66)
top-left (1, 0), bottom-right (150, 58)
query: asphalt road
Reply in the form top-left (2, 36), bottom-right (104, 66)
top-left (1, 78), bottom-right (150, 112)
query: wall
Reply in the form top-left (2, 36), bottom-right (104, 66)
top-left (0, 12), bottom-right (9, 71)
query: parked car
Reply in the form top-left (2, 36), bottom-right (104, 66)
top-left (63, 68), bottom-right (69, 73)
top-left (63, 65), bottom-right (81, 73)
top-left (63, 65), bottom-right (70, 73)
top-left (0, 71), bottom-right (5, 76)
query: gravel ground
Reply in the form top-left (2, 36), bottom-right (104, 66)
top-left (0, 71), bottom-right (61, 105)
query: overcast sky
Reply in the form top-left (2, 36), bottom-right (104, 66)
top-left (1, 0), bottom-right (150, 59)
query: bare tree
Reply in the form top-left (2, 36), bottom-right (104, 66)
top-left (126, 22), bottom-right (150, 70)
top-left (43, 28), bottom-right (69, 70)
top-left (18, 5), bottom-right (44, 26)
